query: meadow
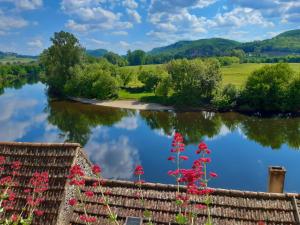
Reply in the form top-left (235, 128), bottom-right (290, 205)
top-left (118, 63), bottom-right (300, 100)
top-left (0, 57), bottom-right (36, 64)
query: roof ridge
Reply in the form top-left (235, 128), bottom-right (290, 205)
top-left (83, 177), bottom-right (300, 198)
top-left (0, 141), bottom-right (81, 147)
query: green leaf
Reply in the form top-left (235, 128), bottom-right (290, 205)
top-left (175, 213), bottom-right (188, 225)
top-left (143, 210), bottom-right (152, 218)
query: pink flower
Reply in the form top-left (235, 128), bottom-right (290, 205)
top-left (134, 165), bottom-right (144, 175)
top-left (179, 155), bottom-right (189, 161)
top-left (92, 165), bottom-right (101, 175)
top-left (10, 214), bottom-right (18, 222)
top-left (85, 191), bottom-right (94, 198)
top-left (68, 198), bottom-right (77, 206)
top-left (0, 156), bottom-right (5, 165)
top-left (209, 172), bottom-right (218, 178)
top-left (34, 210), bottom-right (44, 216)
top-left (79, 215), bottom-right (97, 223)
top-left (200, 158), bottom-right (211, 163)
top-left (198, 142), bottom-right (207, 150)
top-left (11, 161), bottom-right (21, 170)
top-left (168, 156), bottom-right (175, 161)
top-left (195, 204), bottom-right (206, 209)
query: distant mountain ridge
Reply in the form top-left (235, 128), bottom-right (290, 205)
top-left (86, 49), bottom-right (108, 57)
top-left (0, 51), bottom-right (37, 59)
top-left (148, 29), bottom-right (300, 57)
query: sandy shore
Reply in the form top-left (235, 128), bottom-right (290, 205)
top-left (69, 97), bottom-right (173, 111)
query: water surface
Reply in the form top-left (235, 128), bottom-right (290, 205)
top-left (0, 82), bottom-right (300, 192)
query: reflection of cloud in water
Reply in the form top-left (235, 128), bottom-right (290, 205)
top-left (85, 130), bottom-right (140, 180)
top-left (0, 93), bottom-right (39, 140)
top-left (114, 116), bottom-right (138, 130)
top-left (0, 91), bottom-right (63, 142)
top-left (154, 128), bottom-right (173, 139)
top-left (205, 125), bottom-right (231, 141)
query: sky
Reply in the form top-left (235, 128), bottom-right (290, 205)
top-left (0, 0), bottom-right (299, 55)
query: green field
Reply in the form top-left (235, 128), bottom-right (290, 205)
top-left (119, 63), bottom-right (300, 100)
top-left (122, 63), bottom-right (300, 87)
top-left (0, 57), bottom-right (36, 64)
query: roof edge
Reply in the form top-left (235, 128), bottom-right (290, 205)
top-left (84, 178), bottom-right (300, 199)
top-left (0, 141), bottom-right (81, 148)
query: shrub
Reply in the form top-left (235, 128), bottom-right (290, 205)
top-left (241, 63), bottom-right (295, 112)
top-left (286, 74), bottom-right (300, 111)
top-left (138, 69), bottom-right (166, 91)
top-left (64, 63), bottom-right (119, 100)
top-left (155, 75), bottom-right (172, 98)
top-left (166, 58), bottom-right (222, 105)
top-left (213, 84), bottom-right (240, 110)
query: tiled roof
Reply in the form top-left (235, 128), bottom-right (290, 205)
top-left (71, 179), bottom-right (300, 225)
top-left (1, 142), bottom-right (300, 225)
top-left (0, 142), bottom-right (92, 225)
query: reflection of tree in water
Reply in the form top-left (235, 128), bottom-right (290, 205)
top-left (141, 111), bottom-right (300, 149)
top-left (46, 100), bottom-right (132, 145)
top-left (0, 74), bottom-right (39, 94)
top-left (140, 111), bottom-right (223, 144)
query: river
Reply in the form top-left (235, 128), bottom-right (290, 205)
top-left (0, 82), bottom-right (300, 192)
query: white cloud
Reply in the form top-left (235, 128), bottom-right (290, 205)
top-left (0, 0), bottom-right (43, 10)
top-left (114, 116), bottom-right (138, 130)
top-left (27, 38), bottom-right (43, 48)
top-left (214, 7), bottom-right (274, 28)
top-left (0, 10), bottom-right (28, 32)
top-left (61, 0), bottom-right (133, 32)
top-left (119, 40), bottom-right (130, 48)
top-left (85, 133), bottom-right (140, 179)
top-left (126, 8), bottom-right (141, 23)
top-left (111, 30), bottom-right (128, 35)
top-left (66, 19), bottom-right (89, 32)
top-left (123, 0), bottom-right (138, 9)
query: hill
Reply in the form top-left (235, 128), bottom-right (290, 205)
top-left (240, 30), bottom-right (300, 55)
top-left (149, 38), bottom-right (240, 57)
top-left (149, 29), bottom-right (300, 58)
top-left (86, 49), bottom-right (108, 57)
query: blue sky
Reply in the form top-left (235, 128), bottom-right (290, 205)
top-left (0, 0), bottom-right (299, 55)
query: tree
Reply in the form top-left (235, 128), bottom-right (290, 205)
top-left (138, 68), bottom-right (167, 91)
top-left (127, 50), bottom-right (146, 65)
top-left (166, 58), bottom-right (222, 105)
top-left (242, 63), bottom-right (295, 112)
top-left (104, 52), bottom-right (128, 67)
top-left (39, 31), bottom-right (84, 95)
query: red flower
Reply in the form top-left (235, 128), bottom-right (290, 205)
top-left (168, 156), bottom-right (175, 161)
top-left (10, 214), bottom-right (18, 222)
top-left (209, 172), bottom-right (218, 178)
top-left (198, 142), bottom-right (207, 150)
top-left (92, 165), bottom-right (101, 175)
top-left (179, 155), bottom-right (189, 161)
top-left (0, 156), bottom-right (5, 165)
top-left (134, 165), bottom-right (144, 175)
top-left (29, 172), bottom-right (49, 193)
top-left (200, 158), bottom-right (211, 163)
top-left (258, 221), bottom-right (266, 225)
top-left (11, 161), bottom-right (21, 170)
top-left (34, 210), bottom-right (44, 216)
top-left (195, 204), bottom-right (206, 209)
top-left (69, 165), bottom-right (85, 179)
top-left (68, 198), bottom-right (77, 206)
top-left (85, 191), bottom-right (94, 198)
top-left (79, 215), bottom-right (97, 223)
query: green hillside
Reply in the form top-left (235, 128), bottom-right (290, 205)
top-left (86, 49), bottom-right (108, 57)
top-left (241, 30), bottom-right (300, 55)
top-left (149, 29), bottom-right (300, 58)
top-left (149, 38), bottom-right (241, 57)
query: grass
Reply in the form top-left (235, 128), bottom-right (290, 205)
top-left (122, 63), bottom-right (300, 88)
top-left (118, 89), bottom-right (154, 100)
top-left (222, 63), bottom-right (300, 87)
top-left (0, 57), bottom-right (36, 64)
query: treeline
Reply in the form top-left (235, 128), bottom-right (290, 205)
top-left (0, 63), bottom-right (41, 94)
top-left (41, 31), bottom-right (300, 113)
top-left (90, 48), bottom-right (300, 67)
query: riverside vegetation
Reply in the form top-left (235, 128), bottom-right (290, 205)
top-left (1, 31), bottom-right (299, 114)
top-left (39, 31), bottom-right (300, 114)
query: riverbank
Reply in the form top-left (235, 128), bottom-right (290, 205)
top-left (69, 97), bottom-right (173, 111)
